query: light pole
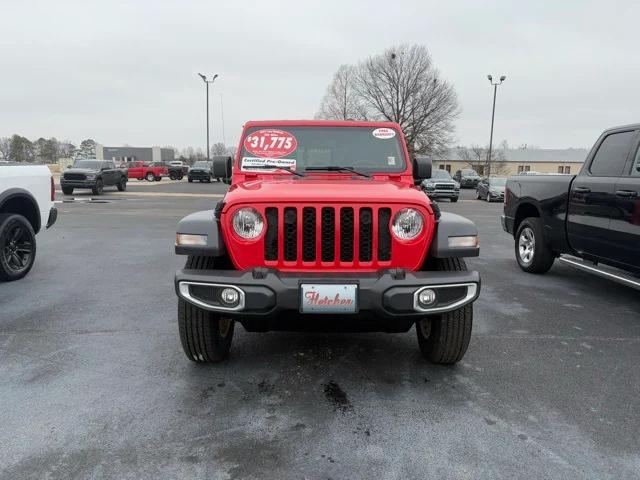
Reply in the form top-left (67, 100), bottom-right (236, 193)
top-left (198, 73), bottom-right (218, 161)
top-left (486, 74), bottom-right (506, 177)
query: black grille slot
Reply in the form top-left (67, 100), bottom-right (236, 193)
top-left (340, 208), bottom-right (354, 261)
top-left (321, 207), bottom-right (335, 261)
top-left (359, 208), bottom-right (373, 262)
top-left (284, 207), bottom-right (297, 261)
top-left (302, 207), bottom-right (316, 261)
top-left (264, 208), bottom-right (278, 261)
top-left (378, 208), bottom-right (392, 261)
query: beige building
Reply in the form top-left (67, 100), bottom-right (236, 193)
top-left (433, 147), bottom-right (589, 176)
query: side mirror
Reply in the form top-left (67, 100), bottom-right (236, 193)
top-left (212, 155), bottom-right (232, 182)
top-left (412, 156), bottom-right (432, 183)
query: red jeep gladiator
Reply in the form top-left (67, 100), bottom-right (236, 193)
top-left (174, 121), bottom-right (481, 364)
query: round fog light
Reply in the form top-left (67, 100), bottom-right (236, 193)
top-left (418, 289), bottom-right (437, 307)
top-left (220, 288), bottom-right (239, 306)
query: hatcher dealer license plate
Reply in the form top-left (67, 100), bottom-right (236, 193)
top-left (300, 284), bottom-right (358, 314)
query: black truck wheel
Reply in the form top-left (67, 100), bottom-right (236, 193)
top-left (188, 178), bottom-right (193, 183)
top-left (169, 172), bottom-right (177, 180)
top-left (0, 214), bottom-right (37, 282)
top-left (117, 177), bottom-right (127, 191)
top-left (62, 186), bottom-right (74, 195)
top-left (416, 257), bottom-right (473, 365)
top-left (451, 196), bottom-right (458, 203)
top-left (178, 255), bottom-right (235, 363)
top-left (515, 217), bottom-right (555, 273)
top-left (92, 179), bottom-right (103, 195)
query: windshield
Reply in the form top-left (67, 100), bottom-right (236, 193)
top-left (239, 126), bottom-right (406, 174)
top-left (432, 170), bottom-right (452, 180)
top-left (489, 178), bottom-right (507, 186)
top-left (193, 161), bottom-right (211, 168)
top-left (461, 169), bottom-right (479, 177)
top-left (74, 160), bottom-right (102, 169)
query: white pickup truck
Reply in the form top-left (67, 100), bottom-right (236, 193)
top-left (0, 164), bottom-right (57, 281)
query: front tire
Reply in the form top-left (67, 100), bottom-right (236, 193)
top-left (62, 186), bottom-right (74, 195)
top-left (169, 172), bottom-right (177, 180)
top-left (515, 217), bottom-right (555, 273)
top-left (188, 178), bottom-right (193, 183)
top-left (146, 172), bottom-right (155, 182)
top-left (178, 255), bottom-right (235, 363)
top-left (92, 179), bottom-right (103, 195)
top-left (117, 177), bottom-right (127, 191)
top-left (416, 257), bottom-right (473, 365)
top-left (451, 196), bottom-right (458, 203)
top-left (0, 214), bottom-right (36, 282)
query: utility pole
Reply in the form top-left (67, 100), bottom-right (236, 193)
top-left (220, 94), bottom-right (226, 147)
top-left (486, 74), bottom-right (506, 177)
top-left (197, 73), bottom-right (218, 160)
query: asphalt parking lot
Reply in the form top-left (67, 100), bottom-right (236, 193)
top-left (1, 183), bottom-right (639, 479)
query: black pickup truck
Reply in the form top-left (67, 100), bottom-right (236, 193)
top-left (502, 124), bottom-right (640, 287)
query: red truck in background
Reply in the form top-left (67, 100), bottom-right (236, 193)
top-left (122, 161), bottom-right (168, 182)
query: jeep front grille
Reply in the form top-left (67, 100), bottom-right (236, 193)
top-left (263, 206), bottom-right (393, 265)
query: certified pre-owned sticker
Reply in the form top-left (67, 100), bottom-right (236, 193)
top-left (372, 127), bottom-right (396, 139)
top-left (243, 129), bottom-right (297, 158)
top-left (241, 157), bottom-right (297, 172)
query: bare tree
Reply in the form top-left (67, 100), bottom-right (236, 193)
top-left (459, 144), bottom-right (508, 176)
top-left (316, 45), bottom-right (459, 156)
top-left (0, 137), bottom-right (11, 160)
top-left (316, 65), bottom-right (368, 121)
top-left (355, 45), bottom-right (459, 156)
top-left (210, 142), bottom-right (228, 156)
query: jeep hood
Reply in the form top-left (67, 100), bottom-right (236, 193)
top-left (223, 178), bottom-right (430, 208)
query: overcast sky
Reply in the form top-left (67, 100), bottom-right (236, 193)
top-left (2, 0), bottom-right (639, 151)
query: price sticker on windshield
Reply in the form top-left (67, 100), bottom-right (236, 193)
top-left (244, 129), bottom-right (297, 158)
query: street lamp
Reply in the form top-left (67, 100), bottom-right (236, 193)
top-left (197, 73), bottom-right (219, 161)
top-left (486, 74), bottom-right (506, 177)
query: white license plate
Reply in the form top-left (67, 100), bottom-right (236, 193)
top-left (300, 284), bottom-right (358, 314)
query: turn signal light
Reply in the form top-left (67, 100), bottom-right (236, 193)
top-left (176, 233), bottom-right (207, 246)
top-left (448, 235), bottom-right (479, 248)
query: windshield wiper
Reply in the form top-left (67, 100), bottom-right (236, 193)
top-left (305, 166), bottom-right (371, 178)
top-left (242, 165), bottom-right (305, 177)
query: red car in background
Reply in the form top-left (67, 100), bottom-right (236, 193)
top-left (121, 161), bottom-right (167, 181)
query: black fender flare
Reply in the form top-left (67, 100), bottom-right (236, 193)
top-left (429, 212), bottom-right (479, 258)
top-left (175, 207), bottom-right (226, 257)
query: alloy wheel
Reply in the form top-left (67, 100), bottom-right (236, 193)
top-left (2, 223), bottom-right (33, 273)
top-left (518, 227), bottom-right (535, 264)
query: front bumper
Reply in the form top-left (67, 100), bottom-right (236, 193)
top-left (426, 189), bottom-right (459, 198)
top-left (175, 267), bottom-right (480, 324)
top-left (188, 171), bottom-right (211, 180)
top-left (60, 178), bottom-right (97, 188)
top-left (46, 207), bottom-right (57, 229)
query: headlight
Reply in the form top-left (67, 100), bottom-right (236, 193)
top-left (454, 182), bottom-right (460, 190)
top-left (86, 174), bottom-right (96, 180)
top-left (232, 207), bottom-right (264, 240)
top-left (392, 208), bottom-right (424, 240)
top-left (422, 182), bottom-right (435, 189)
